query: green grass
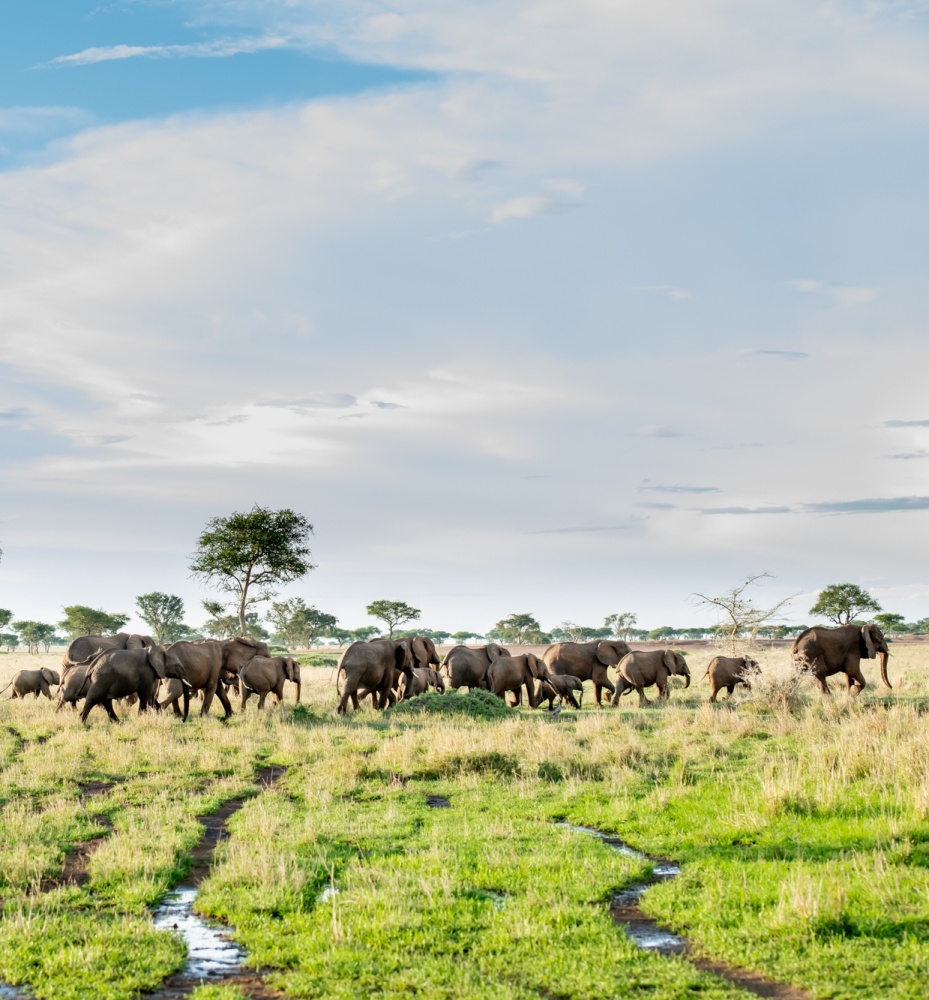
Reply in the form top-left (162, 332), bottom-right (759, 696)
top-left (0, 649), bottom-right (928, 998)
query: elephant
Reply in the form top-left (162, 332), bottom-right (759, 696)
top-left (63, 633), bottom-right (153, 670)
top-left (56, 662), bottom-right (92, 712)
top-left (542, 640), bottom-right (631, 707)
top-left (444, 643), bottom-right (511, 691)
top-left (159, 670), bottom-right (240, 717)
top-left (704, 655), bottom-right (759, 702)
top-left (402, 667), bottom-right (446, 698)
top-left (161, 637), bottom-right (269, 718)
top-left (536, 668), bottom-right (584, 710)
top-left (612, 649), bottom-right (690, 707)
top-left (0, 668), bottom-right (60, 700)
top-left (337, 639), bottom-right (413, 714)
top-left (791, 623), bottom-right (890, 694)
top-left (487, 653), bottom-right (544, 708)
top-left (80, 646), bottom-right (190, 723)
top-left (238, 656), bottom-right (301, 710)
top-left (361, 635), bottom-right (442, 705)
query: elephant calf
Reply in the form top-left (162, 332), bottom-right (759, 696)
top-left (704, 655), bottom-right (759, 702)
top-left (1, 668), bottom-right (60, 700)
top-left (402, 667), bottom-right (445, 698)
top-left (239, 656), bottom-right (301, 710)
top-left (612, 649), bottom-right (690, 707)
top-left (537, 669), bottom-right (584, 710)
top-left (487, 653), bottom-right (543, 708)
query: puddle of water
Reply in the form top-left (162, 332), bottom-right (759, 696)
top-left (426, 795), bottom-right (450, 808)
top-left (319, 885), bottom-right (339, 903)
top-left (152, 885), bottom-right (245, 979)
top-left (623, 919), bottom-right (687, 953)
top-left (0, 985), bottom-right (28, 999)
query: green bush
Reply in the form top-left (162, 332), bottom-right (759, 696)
top-left (296, 652), bottom-right (340, 667)
top-left (386, 689), bottom-right (513, 721)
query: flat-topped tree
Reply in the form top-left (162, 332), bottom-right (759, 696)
top-left (366, 600), bottom-right (420, 639)
top-left (59, 606), bottom-right (129, 638)
top-left (190, 506), bottom-right (315, 636)
top-left (809, 583), bottom-right (882, 626)
top-left (135, 592), bottom-right (186, 644)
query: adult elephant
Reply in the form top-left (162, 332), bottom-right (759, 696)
top-left (337, 639), bottom-right (413, 714)
top-left (63, 633), bottom-right (153, 670)
top-left (163, 636), bottom-right (269, 718)
top-left (0, 668), bottom-right (60, 700)
top-left (542, 640), bottom-right (631, 707)
top-left (238, 656), bottom-right (301, 710)
top-left (80, 645), bottom-right (190, 723)
top-left (444, 643), bottom-right (511, 691)
top-left (612, 649), bottom-right (690, 707)
top-left (791, 623), bottom-right (890, 694)
top-left (704, 655), bottom-right (759, 702)
top-left (487, 653), bottom-right (544, 708)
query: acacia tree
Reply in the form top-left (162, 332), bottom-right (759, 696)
top-left (135, 592), bottom-right (186, 644)
top-left (12, 621), bottom-right (57, 654)
top-left (190, 506), bottom-right (315, 636)
top-left (604, 612), bottom-right (638, 641)
top-left (0, 610), bottom-right (11, 633)
top-left (58, 606), bottom-right (129, 638)
top-left (268, 598), bottom-right (338, 649)
top-left (809, 583), bottom-right (882, 625)
top-left (692, 573), bottom-right (795, 654)
top-left (366, 600), bottom-right (420, 639)
top-left (487, 613), bottom-right (548, 644)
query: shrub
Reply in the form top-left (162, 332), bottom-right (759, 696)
top-left (386, 690), bottom-right (513, 721)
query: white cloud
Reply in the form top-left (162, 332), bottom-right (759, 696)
top-left (46, 35), bottom-right (292, 67)
top-left (789, 278), bottom-right (881, 306)
top-left (634, 284), bottom-right (693, 300)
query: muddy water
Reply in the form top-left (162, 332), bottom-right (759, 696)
top-left (152, 887), bottom-right (246, 980)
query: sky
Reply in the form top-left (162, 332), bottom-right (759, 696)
top-left (2, 0), bottom-right (929, 638)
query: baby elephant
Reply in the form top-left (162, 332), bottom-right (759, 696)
top-left (537, 669), bottom-right (584, 710)
top-left (403, 667), bottom-right (446, 698)
top-left (704, 655), bottom-right (759, 702)
top-left (1, 668), bottom-right (60, 700)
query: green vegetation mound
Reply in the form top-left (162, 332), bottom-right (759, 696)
top-left (386, 689), bottom-right (512, 721)
top-left (296, 652), bottom-right (340, 667)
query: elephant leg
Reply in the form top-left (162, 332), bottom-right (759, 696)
top-left (41, 684), bottom-right (52, 700)
top-left (103, 699), bottom-right (120, 723)
top-left (336, 688), bottom-right (352, 715)
top-left (592, 666), bottom-right (615, 698)
top-left (565, 691), bottom-right (581, 709)
top-left (240, 688), bottom-right (250, 711)
top-left (726, 684), bottom-right (735, 699)
top-left (33, 690), bottom-right (41, 699)
top-left (709, 684), bottom-right (719, 703)
top-left (257, 692), bottom-right (268, 709)
top-left (846, 667), bottom-right (866, 694)
top-left (79, 696), bottom-right (99, 723)
top-left (636, 685), bottom-right (650, 708)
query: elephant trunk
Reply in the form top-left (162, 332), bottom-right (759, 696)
top-left (879, 650), bottom-right (891, 689)
top-left (681, 668), bottom-right (691, 689)
top-left (182, 685), bottom-right (190, 722)
top-left (294, 680), bottom-right (301, 703)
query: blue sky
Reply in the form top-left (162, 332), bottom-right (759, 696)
top-left (2, 1), bottom-right (929, 638)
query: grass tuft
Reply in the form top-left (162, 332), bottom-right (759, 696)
top-left (386, 690), bottom-right (513, 721)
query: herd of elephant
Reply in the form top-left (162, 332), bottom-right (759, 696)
top-left (0, 622), bottom-right (892, 721)
top-left (334, 622), bottom-right (893, 714)
top-left (0, 632), bottom-right (301, 722)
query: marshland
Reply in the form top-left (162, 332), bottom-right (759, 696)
top-left (0, 641), bottom-right (926, 1000)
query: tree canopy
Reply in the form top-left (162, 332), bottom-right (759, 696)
top-left (268, 598), bottom-right (338, 649)
top-left (487, 613), bottom-right (549, 644)
top-left (190, 506), bottom-right (315, 635)
top-left (604, 612), bottom-right (638, 641)
top-left (135, 592), bottom-right (187, 644)
top-left (12, 621), bottom-right (57, 653)
top-left (58, 606), bottom-right (129, 639)
top-left (366, 600), bottom-right (421, 639)
top-left (809, 583), bottom-right (882, 625)
top-left (692, 573), bottom-right (795, 654)
top-left (0, 609), bottom-right (11, 633)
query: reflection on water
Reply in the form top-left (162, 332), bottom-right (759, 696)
top-left (152, 885), bottom-right (245, 979)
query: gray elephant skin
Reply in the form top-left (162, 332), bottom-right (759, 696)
top-left (542, 640), bottom-right (631, 707)
top-left (612, 649), bottom-right (690, 707)
top-left (359, 635), bottom-right (440, 706)
top-left (80, 646), bottom-right (189, 723)
top-left (63, 633), bottom-right (153, 670)
top-left (1, 668), bottom-right (60, 700)
top-left (238, 655), bottom-right (301, 710)
top-left (487, 653), bottom-right (544, 707)
top-left (791, 623), bottom-right (890, 694)
top-left (403, 666), bottom-right (445, 698)
top-left (704, 656), bottom-right (759, 702)
top-left (337, 639), bottom-right (413, 714)
top-left (161, 637), bottom-right (269, 718)
top-left (537, 667), bottom-right (584, 710)
top-left (444, 643), bottom-right (511, 691)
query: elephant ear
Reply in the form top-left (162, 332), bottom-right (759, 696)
top-left (662, 650), bottom-right (678, 673)
top-left (526, 653), bottom-right (542, 678)
top-left (41, 668), bottom-right (56, 684)
top-left (595, 642), bottom-right (620, 666)
top-left (487, 644), bottom-right (509, 662)
top-left (408, 636), bottom-right (425, 666)
top-left (148, 646), bottom-right (168, 679)
top-left (395, 641), bottom-right (413, 671)
top-left (238, 636), bottom-right (259, 648)
top-left (861, 625), bottom-right (877, 659)
top-left (423, 637), bottom-right (439, 665)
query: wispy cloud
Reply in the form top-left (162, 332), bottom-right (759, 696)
top-left (638, 426), bottom-right (683, 438)
top-left (749, 349), bottom-right (810, 360)
top-left (889, 450), bottom-right (929, 460)
top-left (639, 484), bottom-right (720, 494)
top-left (257, 394), bottom-right (357, 410)
top-left (0, 407), bottom-right (30, 421)
top-left (371, 400), bottom-right (405, 409)
top-left (699, 505), bottom-right (792, 515)
top-left (789, 278), bottom-right (880, 306)
top-left (530, 524), bottom-right (631, 534)
top-left (633, 284), bottom-right (692, 300)
top-left (45, 35), bottom-right (291, 68)
top-left (491, 180), bottom-right (583, 224)
top-left (634, 501), bottom-right (678, 510)
top-left (802, 496), bottom-right (929, 514)
top-left (885, 418), bottom-right (929, 427)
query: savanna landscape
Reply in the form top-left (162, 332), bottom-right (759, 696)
top-left (1, 639), bottom-right (927, 1000)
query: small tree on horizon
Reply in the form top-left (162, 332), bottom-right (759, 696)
top-left (487, 613), bottom-right (548, 645)
top-left (874, 612), bottom-right (907, 636)
top-left (366, 600), bottom-right (421, 639)
top-left (12, 621), bottom-right (57, 654)
top-left (0, 610), bottom-right (12, 633)
top-left (692, 573), bottom-right (795, 654)
top-left (190, 506), bottom-right (315, 636)
top-left (604, 612), bottom-right (638, 641)
top-left (135, 592), bottom-right (186, 644)
top-left (809, 583), bottom-right (882, 625)
top-left (58, 606), bottom-right (129, 639)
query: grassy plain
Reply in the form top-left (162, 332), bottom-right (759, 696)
top-left (0, 644), bottom-right (927, 998)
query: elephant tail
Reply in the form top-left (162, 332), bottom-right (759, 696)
top-left (334, 665), bottom-right (344, 697)
top-left (0, 681), bottom-right (12, 698)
